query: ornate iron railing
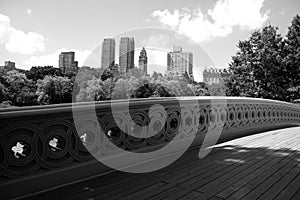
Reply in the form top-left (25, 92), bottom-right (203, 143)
top-left (0, 97), bottom-right (300, 199)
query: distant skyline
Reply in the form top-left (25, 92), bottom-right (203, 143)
top-left (0, 0), bottom-right (299, 81)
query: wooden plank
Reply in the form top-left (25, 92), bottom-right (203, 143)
top-left (120, 182), bottom-right (166, 200)
top-left (78, 148), bottom-right (204, 200)
top-left (208, 137), bottom-right (300, 199)
top-left (274, 174), bottom-right (300, 200)
top-left (177, 190), bottom-right (203, 200)
top-left (146, 184), bottom-right (183, 200)
top-left (36, 147), bottom-right (199, 200)
top-left (258, 165), bottom-right (300, 200)
top-left (132, 183), bottom-right (179, 200)
top-left (161, 134), bottom-right (300, 200)
top-left (196, 147), bottom-right (290, 199)
top-left (227, 143), bottom-right (300, 200)
top-left (92, 132), bottom-right (289, 200)
top-left (102, 145), bottom-right (241, 199)
top-left (290, 188), bottom-right (300, 200)
top-left (241, 154), bottom-right (299, 199)
top-left (159, 150), bottom-right (273, 199)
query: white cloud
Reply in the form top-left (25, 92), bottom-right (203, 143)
top-left (0, 13), bottom-right (46, 55)
top-left (23, 48), bottom-right (92, 69)
top-left (208, 0), bottom-right (269, 30)
top-left (152, 9), bottom-right (181, 27)
top-left (151, 0), bottom-right (269, 42)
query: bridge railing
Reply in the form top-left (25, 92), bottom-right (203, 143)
top-left (0, 97), bottom-right (300, 199)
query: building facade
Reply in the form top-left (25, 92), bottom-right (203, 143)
top-left (119, 37), bottom-right (135, 74)
top-left (203, 68), bottom-right (231, 85)
top-left (59, 52), bottom-right (78, 74)
top-left (167, 45), bottom-right (193, 79)
top-left (101, 38), bottom-right (115, 69)
top-left (138, 47), bottom-right (148, 76)
top-left (4, 61), bottom-right (16, 71)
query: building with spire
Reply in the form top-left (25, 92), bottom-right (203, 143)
top-left (138, 47), bottom-right (148, 76)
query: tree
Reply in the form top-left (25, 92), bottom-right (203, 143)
top-left (3, 70), bottom-right (37, 106)
top-left (153, 84), bottom-right (174, 97)
top-left (283, 15), bottom-right (300, 101)
top-left (287, 86), bottom-right (300, 101)
top-left (101, 68), bottom-right (114, 81)
top-left (207, 83), bottom-right (226, 96)
top-left (0, 101), bottom-right (12, 108)
top-left (111, 78), bottom-right (138, 100)
top-left (151, 71), bottom-right (163, 80)
top-left (25, 66), bottom-right (63, 82)
top-left (132, 82), bottom-right (156, 98)
top-left (75, 78), bottom-right (115, 102)
top-left (0, 83), bottom-right (7, 103)
top-left (75, 78), bottom-right (101, 102)
top-left (101, 78), bottom-right (115, 100)
top-left (0, 68), bottom-right (7, 85)
top-left (226, 25), bottom-right (287, 100)
top-left (36, 76), bottom-right (73, 104)
top-left (160, 79), bottom-right (195, 97)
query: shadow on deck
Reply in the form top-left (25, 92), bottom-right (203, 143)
top-left (25, 127), bottom-right (300, 200)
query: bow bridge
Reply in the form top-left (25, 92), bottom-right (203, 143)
top-left (0, 97), bottom-right (300, 199)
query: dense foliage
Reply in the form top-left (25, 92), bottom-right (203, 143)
top-left (0, 65), bottom-right (208, 107)
top-left (75, 72), bottom-right (198, 102)
top-left (226, 15), bottom-right (300, 102)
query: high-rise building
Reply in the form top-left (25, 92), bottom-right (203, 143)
top-left (59, 52), bottom-right (78, 74)
top-left (101, 38), bottom-right (115, 69)
top-left (4, 61), bottom-right (16, 71)
top-left (138, 47), bottom-right (148, 76)
top-left (119, 37), bottom-right (135, 74)
top-left (167, 45), bottom-right (193, 79)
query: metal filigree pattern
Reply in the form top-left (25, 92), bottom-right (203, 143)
top-left (0, 97), bottom-right (299, 180)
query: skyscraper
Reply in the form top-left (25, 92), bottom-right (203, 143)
top-left (59, 52), bottom-right (78, 74)
top-left (167, 45), bottom-right (193, 79)
top-left (101, 38), bottom-right (115, 69)
top-left (138, 47), bottom-right (148, 76)
top-left (119, 37), bottom-right (135, 74)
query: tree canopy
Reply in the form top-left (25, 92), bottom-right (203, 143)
top-left (226, 15), bottom-right (300, 102)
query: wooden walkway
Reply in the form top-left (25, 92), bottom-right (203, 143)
top-left (27, 127), bottom-right (300, 200)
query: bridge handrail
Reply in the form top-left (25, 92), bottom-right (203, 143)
top-left (0, 96), bottom-right (300, 199)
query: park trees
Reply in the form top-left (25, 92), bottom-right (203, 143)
top-left (227, 15), bottom-right (300, 102)
top-left (25, 66), bottom-right (63, 82)
top-left (36, 76), bottom-right (73, 104)
top-left (227, 25), bottom-right (287, 101)
top-left (2, 70), bottom-right (37, 106)
top-left (283, 15), bottom-right (300, 101)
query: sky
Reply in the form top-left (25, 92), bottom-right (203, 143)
top-left (0, 0), bottom-right (299, 81)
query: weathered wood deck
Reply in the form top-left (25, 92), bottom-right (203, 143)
top-left (27, 127), bottom-right (300, 200)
